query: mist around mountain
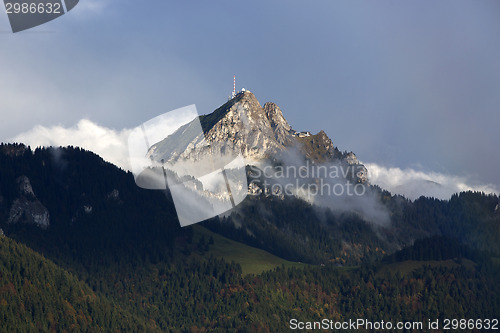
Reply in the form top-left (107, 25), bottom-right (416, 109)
top-left (1, 92), bottom-right (499, 330)
top-left (12, 94), bottom-right (498, 201)
top-left (148, 91), bottom-right (388, 225)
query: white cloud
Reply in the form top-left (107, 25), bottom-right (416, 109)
top-left (11, 119), bottom-right (132, 171)
top-left (365, 163), bottom-right (499, 200)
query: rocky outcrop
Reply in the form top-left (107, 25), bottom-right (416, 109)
top-left (296, 130), bottom-right (338, 163)
top-left (345, 152), bottom-right (368, 183)
top-left (83, 205), bottom-right (93, 214)
top-left (248, 182), bottom-right (262, 196)
top-left (107, 189), bottom-right (120, 201)
top-left (346, 152), bottom-right (359, 165)
top-left (17, 175), bottom-right (35, 197)
top-left (263, 102), bottom-right (296, 146)
top-left (355, 164), bottom-right (368, 183)
top-left (7, 176), bottom-right (50, 229)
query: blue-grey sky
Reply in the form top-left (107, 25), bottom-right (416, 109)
top-left (1, 0), bottom-right (500, 194)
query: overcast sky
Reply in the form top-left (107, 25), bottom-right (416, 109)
top-left (1, 0), bottom-right (499, 198)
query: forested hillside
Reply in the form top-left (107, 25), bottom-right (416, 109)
top-left (0, 144), bottom-right (498, 331)
top-left (1, 232), bottom-right (498, 331)
top-left (0, 236), bottom-right (150, 331)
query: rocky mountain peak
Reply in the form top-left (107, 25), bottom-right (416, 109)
top-left (235, 90), bottom-right (262, 112)
top-left (149, 91), bottom-right (293, 165)
top-left (147, 91), bottom-right (368, 183)
top-left (200, 91), bottom-right (290, 162)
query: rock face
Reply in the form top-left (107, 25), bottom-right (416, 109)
top-left (263, 102), bottom-right (296, 146)
top-left (345, 152), bottom-right (368, 183)
top-left (17, 175), bottom-right (35, 197)
top-left (7, 176), bottom-right (50, 229)
top-left (148, 91), bottom-right (368, 183)
top-left (148, 91), bottom-right (294, 166)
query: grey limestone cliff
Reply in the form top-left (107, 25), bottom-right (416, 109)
top-left (8, 176), bottom-right (50, 229)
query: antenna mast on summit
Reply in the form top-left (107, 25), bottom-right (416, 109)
top-left (232, 75), bottom-right (236, 99)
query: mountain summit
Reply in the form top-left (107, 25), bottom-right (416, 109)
top-left (148, 91), bottom-right (292, 164)
top-left (148, 90), bottom-right (367, 182)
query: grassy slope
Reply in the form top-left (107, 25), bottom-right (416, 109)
top-left (193, 225), bottom-right (307, 275)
